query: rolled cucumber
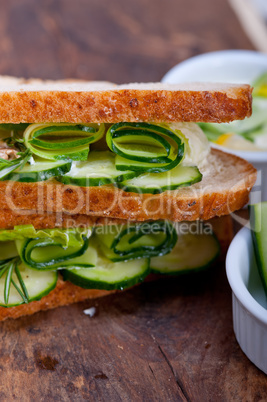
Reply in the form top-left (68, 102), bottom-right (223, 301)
top-left (95, 221), bottom-right (177, 262)
top-left (62, 256), bottom-right (150, 290)
top-left (24, 123), bottom-right (105, 161)
top-left (106, 122), bottom-right (184, 173)
top-left (16, 235), bottom-right (95, 270)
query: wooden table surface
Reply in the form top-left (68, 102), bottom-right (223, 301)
top-left (0, 0), bottom-right (266, 401)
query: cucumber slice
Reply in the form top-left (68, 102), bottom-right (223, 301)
top-left (250, 202), bottom-right (267, 295)
top-left (150, 227), bottom-right (220, 275)
top-left (6, 159), bottom-right (72, 182)
top-left (118, 164), bottom-right (202, 194)
top-left (0, 261), bottom-right (57, 307)
top-left (56, 151), bottom-right (139, 186)
top-left (62, 256), bottom-right (150, 290)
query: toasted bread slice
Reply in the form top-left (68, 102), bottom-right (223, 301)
top-left (0, 278), bottom-right (114, 321)
top-left (0, 77), bottom-right (252, 123)
top-left (0, 215), bottom-right (233, 321)
top-left (0, 149), bottom-right (256, 222)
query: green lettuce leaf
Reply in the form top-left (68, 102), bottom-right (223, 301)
top-left (0, 225), bottom-right (92, 248)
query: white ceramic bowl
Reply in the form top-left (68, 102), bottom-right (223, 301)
top-left (226, 227), bottom-right (267, 374)
top-left (162, 50), bottom-right (267, 201)
top-left (161, 50), bottom-right (267, 84)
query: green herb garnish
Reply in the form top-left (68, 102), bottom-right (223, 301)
top-left (0, 257), bottom-right (29, 305)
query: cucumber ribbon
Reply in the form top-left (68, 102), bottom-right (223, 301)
top-left (24, 123), bottom-right (106, 161)
top-left (3, 226), bottom-right (94, 270)
top-left (18, 235), bottom-right (90, 270)
top-left (106, 123), bottom-right (185, 173)
top-left (0, 221), bottom-right (178, 270)
top-left (95, 221), bottom-right (178, 261)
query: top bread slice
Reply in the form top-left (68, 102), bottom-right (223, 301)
top-left (0, 148), bottom-right (256, 222)
top-left (0, 76), bottom-right (252, 123)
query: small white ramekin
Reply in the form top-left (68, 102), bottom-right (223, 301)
top-left (161, 50), bottom-right (267, 201)
top-left (226, 227), bottom-right (267, 374)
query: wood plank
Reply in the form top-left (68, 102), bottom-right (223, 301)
top-left (0, 0), bottom-right (253, 83)
top-left (0, 264), bottom-right (266, 401)
top-left (0, 0), bottom-right (264, 400)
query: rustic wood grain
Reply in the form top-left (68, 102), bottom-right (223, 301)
top-left (0, 0), bottom-right (253, 83)
top-left (0, 266), bottom-right (266, 401)
top-left (0, 0), bottom-right (264, 400)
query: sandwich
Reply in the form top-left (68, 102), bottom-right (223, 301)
top-left (0, 77), bottom-right (257, 320)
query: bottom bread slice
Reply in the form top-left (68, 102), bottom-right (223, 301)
top-left (0, 149), bottom-right (257, 222)
top-left (0, 215), bottom-right (233, 321)
top-left (0, 278), bottom-right (116, 321)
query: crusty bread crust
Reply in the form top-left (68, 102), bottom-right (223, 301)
top-left (0, 211), bottom-right (127, 230)
top-left (0, 78), bottom-right (252, 123)
top-left (0, 215), bottom-right (233, 321)
top-left (0, 149), bottom-right (256, 222)
top-left (0, 277), bottom-right (115, 321)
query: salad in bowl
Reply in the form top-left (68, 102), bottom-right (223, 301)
top-left (200, 72), bottom-right (267, 152)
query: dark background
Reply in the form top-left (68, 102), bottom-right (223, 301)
top-left (0, 1), bottom-right (266, 401)
top-left (0, 0), bottom-right (253, 82)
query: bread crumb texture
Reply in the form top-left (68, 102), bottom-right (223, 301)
top-left (0, 149), bottom-right (257, 222)
top-left (0, 78), bottom-right (252, 123)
